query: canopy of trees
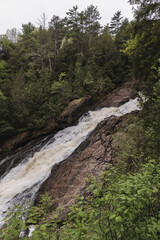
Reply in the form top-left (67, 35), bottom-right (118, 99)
top-left (0, 5), bottom-right (129, 139)
top-left (0, 1), bottom-right (159, 142)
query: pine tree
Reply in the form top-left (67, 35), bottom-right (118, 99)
top-left (110, 11), bottom-right (123, 36)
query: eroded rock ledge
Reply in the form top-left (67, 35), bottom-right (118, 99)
top-left (35, 111), bottom-right (139, 211)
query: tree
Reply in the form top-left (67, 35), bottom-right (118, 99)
top-left (114, 18), bottom-right (130, 48)
top-left (123, 19), bottom-right (160, 81)
top-left (37, 12), bottom-right (48, 30)
top-left (6, 28), bottom-right (19, 43)
top-left (0, 60), bottom-right (9, 85)
top-left (123, 0), bottom-right (160, 81)
top-left (66, 5), bottom-right (82, 53)
top-left (84, 5), bottom-right (101, 46)
top-left (0, 35), bottom-right (12, 60)
top-left (128, 0), bottom-right (160, 20)
top-left (141, 62), bottom-right (160, 158)
top-left (66, 5), bottom-right (79, 32)
top-left (110, 11), bottom-right (123, 36)
top-left (49, 15), bottom-right (65, 62)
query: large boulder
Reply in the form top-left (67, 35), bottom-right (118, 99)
top-left (93, 81), bottom-right (137, 110)
top-left (60, 96), bottom-right (92, 125)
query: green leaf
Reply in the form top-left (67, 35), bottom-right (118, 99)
top-left (109, 213), bottom-right (116, 220)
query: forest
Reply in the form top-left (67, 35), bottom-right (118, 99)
top-left (0, 0), bottom-right (158, 140)
top-left (0, 0), bottom-right (160, 239)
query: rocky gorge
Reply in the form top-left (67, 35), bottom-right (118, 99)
top-left (0, 80), bottom-right (140, 223)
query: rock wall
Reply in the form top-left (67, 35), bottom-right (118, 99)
top-left (35, 111), bottom-right (139, 211)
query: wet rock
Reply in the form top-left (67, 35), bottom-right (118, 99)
top-left (35, 113), bottom-right (132, 209)
top-left (0, 119), bottom-right (58, 154)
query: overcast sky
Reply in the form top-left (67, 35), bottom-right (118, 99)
top-left (0, 0), bottom-right (134, 35)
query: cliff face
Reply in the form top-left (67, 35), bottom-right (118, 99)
top-left (35, 81), bottom-right (138, 211)
top-left (36, 111), bottom-right (138, 210)
top-left (35, 115), bottom-right (119, 207)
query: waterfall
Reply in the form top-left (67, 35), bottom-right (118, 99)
top-left (0, 98), bottom-right (141, 225)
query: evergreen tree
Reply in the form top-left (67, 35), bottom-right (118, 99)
top-left (129, 0), bottom-right (160, 20)
top-left (110, 11), bottom-right (123, 36)
top-left (84, 5), bottom-right (101, 46)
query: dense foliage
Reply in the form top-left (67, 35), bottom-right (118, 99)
top-left (0, 1), bottom-right (159, 140)
top-left (0, 5), bottom-right (127, 140)
top-left (0, 0), bottom-right (160, 239)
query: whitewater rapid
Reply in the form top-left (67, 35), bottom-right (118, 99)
top-left (0, 98), bottom-right (141, 224)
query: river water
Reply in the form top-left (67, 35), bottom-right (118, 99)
top-left (0, 98), bottom-right (141, 225)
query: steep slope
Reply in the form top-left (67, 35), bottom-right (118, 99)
top-left (36, 112), bottom-right (138, 208)
top-left (35, 81), bottom-right (139, 211)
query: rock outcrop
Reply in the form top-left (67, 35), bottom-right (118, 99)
top-left (60, 96), bottom-right (92, 126)
top-left (93, 81), bottom-right (137, 110)
top-left (35, 111), bottom-right (139, 211)
top-left (0, 97), bottom-right (91, 154)
top-left (35, 80), bottom-right (138, 211)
